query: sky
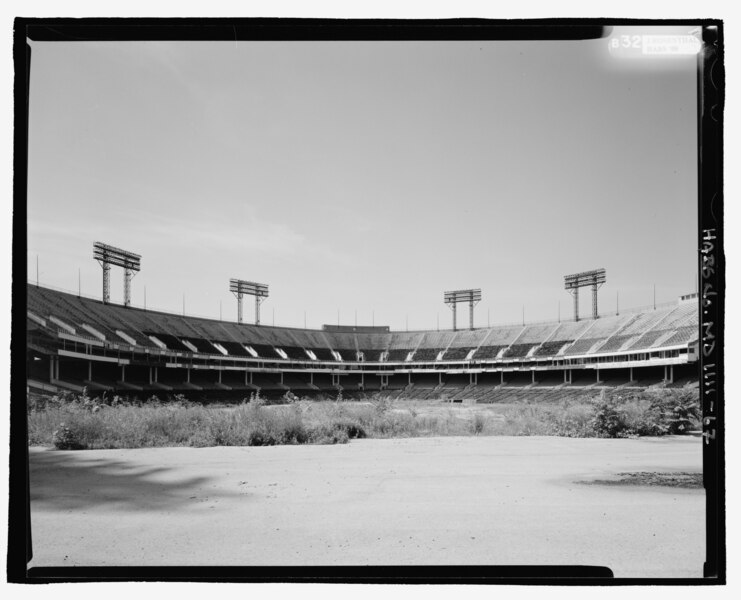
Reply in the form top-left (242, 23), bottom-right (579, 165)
top-left (26, 25), bottom-right (700, 331)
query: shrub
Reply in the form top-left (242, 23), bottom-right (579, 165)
top-left (52, 423), bottom-right (86, 450)
top-left (471, 412), bottom-right (486, 435)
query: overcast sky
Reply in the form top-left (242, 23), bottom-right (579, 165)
top-left (26, 26), bottom-right (700, 330)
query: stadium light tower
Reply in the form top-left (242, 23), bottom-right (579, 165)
top-left (564, 268), bottom-right (606, 321)
top-left (444, 288), bottom-right (481, 331)
top-left (230, 279), bottom-right (269, 325)
top-left (93, 242), bottom-right (141, 306)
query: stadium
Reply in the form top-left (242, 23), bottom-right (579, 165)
top-left (26, 256), bottom-right (700, 403)
top-left (18, 26), bottom-right (713, 579)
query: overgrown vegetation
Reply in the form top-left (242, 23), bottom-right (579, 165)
top-left (27, 386), bottom-right (701, 450)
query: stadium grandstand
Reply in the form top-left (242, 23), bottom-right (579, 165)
top-left (26, 282), bottom-right (699, 402)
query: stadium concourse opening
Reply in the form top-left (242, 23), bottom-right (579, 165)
top-left (26, 284), bottom-right (699, 402)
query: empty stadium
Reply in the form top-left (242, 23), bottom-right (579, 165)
top-left (26, 276), bottom-right (699, 403)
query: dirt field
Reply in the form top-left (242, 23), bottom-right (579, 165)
top-left (28, 435), bottom-right (704, 578)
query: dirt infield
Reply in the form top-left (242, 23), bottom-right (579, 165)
top-left (28, 436), bottom-right (703, 577)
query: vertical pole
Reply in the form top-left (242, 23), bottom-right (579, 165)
top-left (532, 370), bottom-right (535, 385)
top-left (469, 300), bottom-right (474, 330)
top-left (573, 288), bottom-right (579, 321)
top-left (255, 297), bottom-right (262, 326)
top-left (102, 263), bottom-right (111, 304)
top-left (237, 293), bottom-right (243, 324)
top-left (452, 304), bottom-right (457, 331)
top-left (121, 364), bottom-right (126, 383)
top-left (592, 283), bottom-right (598, 319)
top-left (123, 269), bottom-right (133, 307)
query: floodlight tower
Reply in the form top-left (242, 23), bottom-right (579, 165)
top-left (444, 288), bottom-right (482, 331)
top-left (93, 242), bottom-right (141, 306)
top-left (230, 279), bottom-right (269, 325)
top-left (564, 268), bottom-right (606, 321)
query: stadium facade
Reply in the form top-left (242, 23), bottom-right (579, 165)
top-left (26, 283), bottom-right (699, 402)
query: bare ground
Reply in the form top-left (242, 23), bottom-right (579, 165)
top-left (28, 435), bottom-right (703, 578)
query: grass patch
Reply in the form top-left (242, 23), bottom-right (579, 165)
top-left (27, 387), bottom-right (701, 450)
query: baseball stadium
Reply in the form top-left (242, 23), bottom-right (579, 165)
top-left (26, 256), bottom-right (699, 401)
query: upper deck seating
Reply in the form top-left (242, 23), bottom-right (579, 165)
top-left (387, 349), bottom-right (412, 362)
top-left (310, 348), bottom-right (336, 361)
top-left (442, 346), bottom-right (475, 360)
top-left (503, 344), bottom-right (534, 359)
top-left (533, 340), bottom-right (572, 357)
top-left (413, 348), bottom-right (442, 362)
top-left (474, 345), bottom-right (507, 360)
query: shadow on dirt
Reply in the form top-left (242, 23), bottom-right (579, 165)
top-left (29, 449), bottom-right (238, 511)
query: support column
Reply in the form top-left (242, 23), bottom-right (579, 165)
top-left (439, 372), bottom-right (442, 385)
top-left (408, 372), bottom-right (411, 385)
top-left (186, 368), bottom-right (190, 383)
top-left (669, 365), bottom-right (674, 384)
top-left (88, 362), bottom-right (92, 382)
top-left (500, 371), bottom-right (504, 385)
top-left (121, 364), bottom-right (126, 383)
top-left (573, 288), bottom-right (579, 321)
top-left (469, 300), bottom-right (474, 330)
top-left (592, 283), bottom-right (599, 319)
top-left (564, 369), bottom-right (568, 384)
top-left (149, 367), bottom-right (153, 384)
top-left (629, 367), bottom-right (633, 382)
top-left (310, 372), bottom-right (314, 386)
top-left (101, 262), bottom-right (111, 304)
top-left (595, 367), bottom-right (600, 384)
top-left (218, 370), bottom-right (222, 384)
top-left (532, 370), bottom-right (536, 385)
top-left (123, 268), bottom-right (133, 307)
top-left (154, 367), bottom-right (158, 383)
